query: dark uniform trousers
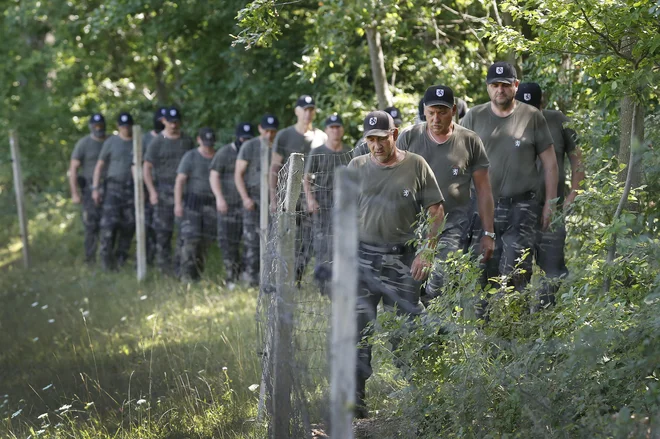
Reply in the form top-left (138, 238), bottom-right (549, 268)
top-left (242, 204), bottom-right (260, 285)
top-left (295, 206), bottom-right (314, 284)
top-left (312, 206), bottom-right (333, 295)
top-left (99, 179), bottom-right (135, 271)
top-left (152, 182), bottom-right (180, 273)
top-left (217, 204), bottom-right (243, 282)
top-left (144, 187), bottom-right (156, 265)
top-left (356, 242), bottom-right (424, 409)
top-left (534, 221), bottom-right (568, 307)
top-left (80, 184), bottom-right (102, 263)
top-left (180, 196), bottom-right (217, 281)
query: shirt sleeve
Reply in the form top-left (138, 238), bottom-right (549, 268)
top-left (144, 136), bottom-right (159, 164)
top-left (460, 109), bottom-right (474, 130)
top-left (468, 134), bottom-right (490, 172)
top-left (395, 129), bottom-right (410, 151)
top-left (236, 143), bottom-right (249, 162)
top-left (71, 138), bottom-right (85, 161)
top-left (272, 130), bottom-right (287, 161)
top-left (99, 138), bottom-right (112, 163)
top-left (418, 157), bottom-right (444, 208)
top-left (534, 110), bottom-right (554, 155)
top-left (177, 151), bottom-right (192, 176)
top-left (304, 149), bottom-right (319, 174)
top-left (209, 149), bottom-right (224, 173)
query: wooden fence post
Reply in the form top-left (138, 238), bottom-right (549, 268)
top-left (9, 131), bottom-right (30, 269)
top-left (330, 168), bottom-right (358, 439)
top-left (257, 138), bottom-right (271, 422)
top-left (271, 153), bottom-right (304, 439)
top-left (133, 125), bottom-right (147, 281)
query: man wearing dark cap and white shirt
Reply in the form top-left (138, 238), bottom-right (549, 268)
top-left (397, 85), bottom-right (494, 303)
top-left (235, 115), bottom-right (279, 286)
top-left (91, 112), bottom-right (136, 271)
top-left (69, 112), bottom-right (107, 264)
top-left (142, 106), bottom-right (167, 266)
top-left (353, 105), bottom-right (404, 158)
top-left (174, 128), bottom-right (218, 281)
top-left (348, 110), bottom-right (445, 418)
top-left (515, 82), bottom-right (585, 309)
top-left (270, 95), bottom-right (327, 284)
top-left (211, 122), bottom-right (255, 283)
top-left (461, 61), bottom-right (558, 314)
top-left (144, 106), bottom-right (195, 273)
top-left (303, 113), bottom-right (352, 295)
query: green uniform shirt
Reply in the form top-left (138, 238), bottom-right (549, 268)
top-left (71, 135), bottom-right (105, 182)
top-left (272, 125), bottom-right (327, 164)
top-left (177, 149), bottom-right (214, 199)
top-left (142, 131), bottom-right (159, 159)
top-left (461, 102), bottom-right (553, 199)
top-left (540, 109), bottom-right (576, 203)
top-left (304, 144), bottom-right (352, 208)
top-left (99, 135), bottom-right (133, 182)
top-left (144, 134), bottom-right (195, 184)
top-left (347, 152), bottom-right (444, 244)
top-left (397, 123), bottom-right (489, 214)
top-left (210, 142), bottom-right (241, 206)
top-left (236, 137), bottom-right (271, 199)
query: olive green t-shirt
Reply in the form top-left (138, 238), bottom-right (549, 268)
top-left (142, 131), bottom-right (159, 160)
top-left (397, 123), bottom-right (489, 214)
top-left (177, 149), bottom-right (214, 199)
top-left (461, 102), bottom-right (553, 199)
top-left (272, 125), bottom-right (327, 164)
top-left (144, 134), bottom-right (195, 184)
top-left (540, 109), bottom-right (576, 203)
top-left (236, 137), bottom-right (271, 199)
top-left (71, 134), bottom-right (104, 182)
top-left (99, 135), bottom-right (133, 182)
top-left (210, 142), bottom-right (241, 207)
top-left (304, 144), bottom-right (353, 209)
top-left (347, 152), bottom-right (444, 244)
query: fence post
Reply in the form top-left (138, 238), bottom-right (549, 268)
top-left (330, 168), bottom-right (358, 439)
top-left (271, 153), bottom-right (304, 439)
top-left (9, 131), bottom-right (30, 269)
top-left (257, 138), bottom-right (271, 421)
top-left (133, 125), bottom-right (147, 281)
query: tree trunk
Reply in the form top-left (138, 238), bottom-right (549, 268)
top-left (365, 26), bottom-right (393, 109)
top-left (618, 95), bottom-right (644, 187)
top-left (154, 57), bottom-right (169, 104)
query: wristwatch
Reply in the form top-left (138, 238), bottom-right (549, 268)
top-left (484, 231), bottom-right (496, 239)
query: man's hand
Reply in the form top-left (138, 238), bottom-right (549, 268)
top-left (479, 235), bottom-right (494, 262)
top-left (149, 190), bottom-right (159, 206)
top-left (542, 201), bottom-right (554, 231)
top-left (563, 190), bottom-right (577, 210)
top-left (72, 192), bottom-right (81, 204)
top-left (216, 197), bottom-right (228, 214)
top-left (307, 197), bottom-right (319, 214)
top-left (174, 203), bottom-right (183, 218)
top-left (243, 197), bottom-right (255, 211)
top-left (410, 254), bottom-right (431, 282)
top-left (92, 189), bottom-right (101, 206)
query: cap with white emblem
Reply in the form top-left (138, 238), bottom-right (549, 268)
top-left (260, 114), bottom-right (279, 130)
top-left (324, 113), bottom-right (343, 127)
top-left (363, 110), bottom-right (395, 137)
top-left (165, 106), bottom-right (182, 122)
top-left (88, 113), bottom-right (105, 125)
top-left (117, 112), bottom-right (133, 126)
top-left (235, 122), bottom-right (255, 139)
top-left (295, 95), bottom-right (316, 109)
top-left (515, 82), bottom-right (542, 109)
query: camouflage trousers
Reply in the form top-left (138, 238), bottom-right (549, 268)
top-left (356, 242), bottom-right (424, 395)
top-left (312, 210), bottom-right (333, 295)
top-left (295, 211), bottom-right (314, 284)
top-left (534, 222), bottom-right (568, 307)
top-left (152, 183), bottom-right (179, 273)
top-left (144, 191), bottom-right (156, 265)
top-left (179, 201), bottom-right (217, 281)
top-left (242, 206), bottom-right (260, 285)
top-left (99, 179), bottom-right (135, 271)
top-left (217, 205), bottom-right (243, 282)
top-left (80, 186), bottom-right (102, 263)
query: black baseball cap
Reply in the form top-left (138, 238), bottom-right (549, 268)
top-left (487, 61), bottom-right (517, 84)
top-left (423, 85), bottom-right (455, 108)
top-left (165, 106), bottom-right (182, 122)
top-left (260, 114), bottom-right (279, 130)
top-left (515, 82), bottom-right (542, 109)
top-left (155, 107), bottom-right (167, 119)
top-left (324, 113), bottom-right (343, 127)
top-left (89, 113), bottom-right (105, 125)
top-left (295, 95), bottom-right (316, 109)
top-left (198, 127), bottom-right (216, 146)
top-left (418, 97), bottom-right (426, 122)
top-left (383, 107), bottom-right (403, 126)
top-left (457, 98), bottom-right (468, 119)
top-left (363, 110), bottom-right (395, 137)
top-left (117, 112), bottom-right (133, 126)
top-left (236, 122), bottom-right (255, 139)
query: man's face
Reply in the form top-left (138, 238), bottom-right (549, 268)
top-left (366, 130), bottom-right (397, 163)
top-left (90, 123), bottom-right (105, 136)
top-left (487, 80), bottom-right (519, 108)
top-left (259, 126), bottom-right (278, 144)
top-left (424, 105), bottom-right (456, 135)
top-left (118, 125), bottom-right (132, 138)
top-left (163, 119), bottom-right (181, 135)
top-left (295, 106), bottom-right (316, 125)
top-left (325, 125), bottom-right (344, 143)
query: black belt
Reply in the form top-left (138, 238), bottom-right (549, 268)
top-left (359, 241), bottom-right (415, 255)
top-left (496, 190), bottom-right (536, 205)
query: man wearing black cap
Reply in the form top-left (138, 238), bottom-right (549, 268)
top-left (397, 85), bottom-right (494, 303)
top-left (142, 106), bottom-right (167, 266)
top-left (144, 106), bottom-right (195, 273)
top-left (461, 61), bottom-right (558, 309)
top-left (515, 82), bottom-right (585, 308)
top-left (174, 128), bottom-right (218, 281)
top-left (348, 110), bottom-right (445, 418)
top-left (91, 112), bottom-right (136, 271)
top-left (353, 105), bottom-right (404, 158)
top-left (69, 113), bottom-right (107, 264)
top-left (235, 115), bottom-right (279, 286)
top-left (303, 114), bottom-right (352, 295)
top-left (270, 95), bottom-right (327, 284)
top-left (210, 122), bottom-right (255, 283)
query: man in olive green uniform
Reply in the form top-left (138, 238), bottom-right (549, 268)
top-left (91, 112), bottom-right (135, 271)
top-left (461, 62), bottom-right (559, 316)
top-left (349, 110), bottom-right (445, 418)
top-left (142, 107), bottom-right (167, 265)
top-left (303, 114), bottom-right (352, 295)
top-left (270, 95), bottom-right (327, 284)
top-left (235, 115), bottom-right (279, 286)
top-left (174, 128), bottom-right (218, 281)
top-left (211, 122), bottom-right (255, 283)
top-left (397, 85), bottom-right (495, 302)
top-left (144, 107), bottom-right (195, 273)
top-left (515, 82), bottom-right (585, 308)
top-left (69, 113), bottom-right (107, 263)
top-left (353, 106), bottom-right (403, 158)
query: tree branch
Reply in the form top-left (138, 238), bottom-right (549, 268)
top-left (577, 4), bottom-right (632, 61)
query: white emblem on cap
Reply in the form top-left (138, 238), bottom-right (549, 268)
top-left (267, 117), bottom-right (274, 124)
top-left (206, 133), bottom-right (213, 139)
top-left (391, 110), bottom-right (398, 117)
top-left (368, 117), bottom-right (377, 126)
top-left (436, 89), bottom-right (445, 97)
top-left (514, 139), bottom-right (521, 147)
top-left (121, 115), bottom-right (128, 122)
top-left (94, 115), bottom-right (101, 121)
top-left (496, 66), bottom-right (504, 74)
top-left (170, 109), bottom-right (177, 116)
top-left (305, 96), bottom-right (312, 103)
top-left (243, 124), bottom-right (250, 132)
top-left (524, 93), bottom-right (531, 101)
top-left (331, 115), bottom-right (337, 121)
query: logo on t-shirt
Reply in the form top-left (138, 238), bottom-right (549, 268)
top-left (402, 189), bottom-right (410, 197)
top-left (452, 166), bottom-right (460, 176)
top-left (514, 139), bottom-right (521, 148)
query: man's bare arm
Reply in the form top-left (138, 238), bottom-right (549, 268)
top-left (473, 167), bottom-right (495, 261)
top-left (174, 173), bottom-right (187, 217)
top-left (234, 159), bottom-right (251, 203)
top-left (539, 145), bottom-right (559, 231)
top-left (143, 161), bottom-right (158, 204)
top-left (69, 159), bottom-right (81, 202)
top-left (565, 147), bottom-right (586, 206)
